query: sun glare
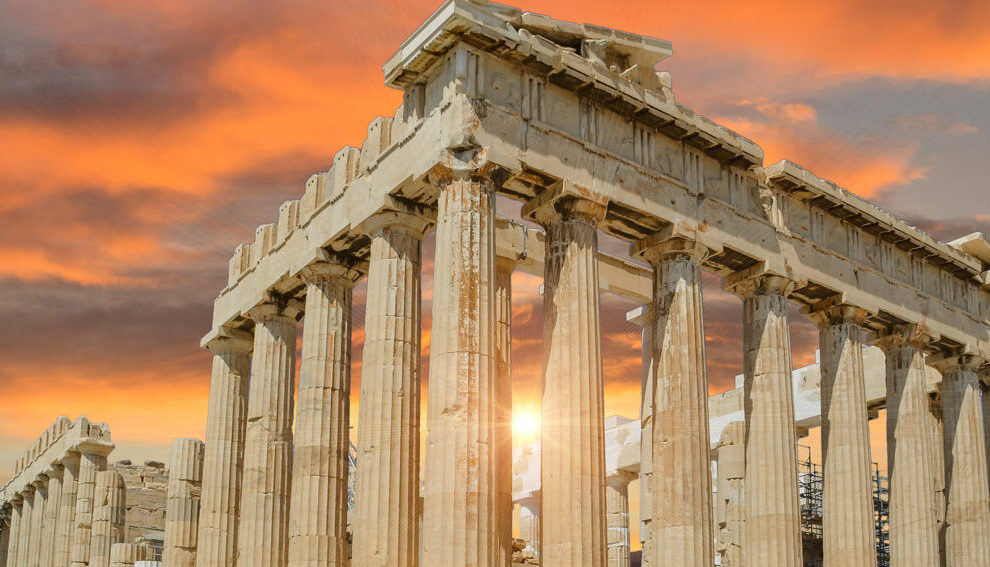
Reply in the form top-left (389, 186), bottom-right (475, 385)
top-left (512, 411), bottom-right (540, 439)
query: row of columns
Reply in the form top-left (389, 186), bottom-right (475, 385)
top-left (3, 446), bottom-right (124, 567)
top-left (192, 169), bottom-right (990, 567)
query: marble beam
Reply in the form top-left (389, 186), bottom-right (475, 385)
top-left (236, 298), bottom-right (301, 567)
top-left (288, 259), bottom-right (362, 567)
top-left (807, 303), bottom-right (876, 566)
top-left (352, 210), bottom-right (430, 567)
top-left (724, 272), bottom-right (802, 567)
top-left (88, 470), bottom-right (126, 567)
top-left (932, 354), bottom-right (990, 566)
top-left (874, 325), bottom-right (940, 566)
top-left (634, 233), bottom-right (714, 567)
top-left (523, 191), bottom-right (608, 567)
top-left (164, 439), bottom-right (205, 567)
top-left (196, 332), bottom-right (252, 567)
top-left (422, 167), bottom-right (500, 566)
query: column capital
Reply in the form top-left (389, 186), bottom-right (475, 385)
top-left (521, 180), bottom-right (608, 227)
top-left (632, 225), bottom-right (715, 265)
top-left (871, 322), bottom-right (936, 352)
top-left (606, 470), bottom-right (637, 487)
top-left (722, 265), bottom-right (794, 299)
top-left (427, 159), bottom-right (505, 190)
top-left (929, 351), bottom-right (987, 375)
top-left (298, 251), bottom-right (366, 286)
top-left (359, 198), bottom-right (435, 238)
top-left (204, 326), bottom-right (253, 355)
top-left (803, 297), bottom-right (870, 328)
top-left (245, 294), bottom-right (303, 322)
top-left (495, 255), bottom-right (517, 275)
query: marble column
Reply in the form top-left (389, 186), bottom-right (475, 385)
top-left (164, 438), bottom-right (205, 567)
top-left (874, 324), bottom-right (940, 566)
top-left (196, 331), bottom-right (252, 567)
top-left (725, 273), bottom-right (802, 567)
top-left (9, 498), bottom-right (23, 567)
top-left (518, 496), bottom-right (540, 561)
top-left (18, 488), bottom-right (35, 567)
top-left (634, 234), bottom-right (713, 567)
top-left (494, 257), bottom-right (515, 567)
top-left (807, 303), bottom-right (876, 566)
top-left (28, 477), bottom-right (48, 567)
top-left (56, 453), bottom-right (81, 567)
top-left (237, 297), bottom-right (301, 567)
top-left (352, 210), bottom-right (430, 567)
top-left (89, 470), bottom-right (125, 567)
top-left (605, 472), bottom-right (635, 567)
top-left (715, 421), bottom-right (745, 567)
top-left (926, 394), bottom-right (947, 561)
top-left (626, 307), bottom-right (653, 567)
top-left (0, 505), bottom-right (9, 567)
top-left (525, 194), bottom-right (608, 567)
top-left (71, 450), bottom-right (109, 567)
top-left (933, 354), bottom-right (990, 566)
top-left (288, 258), bottom-right (362, 567)
top-left (422, 170), bottom-right (500, 566)
top-left (43, 466), bottom-right (66, 567)
top-left (109, 543), bottom-right (147, 567)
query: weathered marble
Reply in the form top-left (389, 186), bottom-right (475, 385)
top-left (808, 304), bottom-right (876, 567)
top-left (626, 307), bottom-right (654, 567)
top-left (42, 466), bottom-right (66, 567)
top-left (933, 354), bottom-right (990, 566)
top-left (725, 273), bottom-right (802, 567)
top-left (422, 170), bottom-right (500, 566)
top-left (288, 259), bottom-right (362, 567)
top-left (89, 470), bottom-right (126, 567)
top-left (494, 257), bottom-right (515, 567)
top-left (634, 234), bottom-right (713, 567)
top-left (196, 332), bottom-right (252, 567)
top-left (605, 472), bottom-right (635, 567)
top-left (518, 496), bottom-right (540, 561)
top-left (72, 451), bottom-right (109, 567)
top-left (109, 543), bottom-right (148, 567)
top-left (715, 422), bottom-right (745, 567)
top-left (236, 299), bottom-right (301, 567)
top-left (875, 325), bottom-right (940, 567)
top-left (352, 211), bottom-right (430, 567)
top-left (524, 193), bottom-right (608, 567)
top-left (56, 454), bottom-right (81, 567)
top-left (164, 439), bottom-right (205, 567)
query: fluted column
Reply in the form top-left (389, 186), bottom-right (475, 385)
top-left (352, 210), bottom-right (431, 567)
top-left (71, 449), bottom-right (109, 567)
top-left (43, 466), bottom-right (66, 567)
top-left (28, 477), bottom-right (48, 567)
top-left (933, 354), bottom-right (990, 565)
top-left (494, 256), bottom-right (514, 567)
top-left (109, 543), bottom-right (148, 567)
top-left (605, 472), bottom-right (634, 567)
top-left (524, 192), bottom-right (608, 567)
top-left (55, 453), bottom-right (81, 567)
top-left (196, 331), bottom-right (252, 567)
top-left (874, 324), bottom-right (940, 566)
top-left (1, 505), bottom-right (10, 567)
top-left (288, 258), bottom-right (362, 567)
top-left (164, 439), bottom-right (205, 567)
top-left (626, 306), bottom-right (653, 567)
top-left (89, 470), bottom-right (125, 567)
top-left (518, 496), bottom-right (540, 561)
top-left (715, 421), bottom-right (745, 567)
top-left (807, 303), bottom-right (876, 566)
top-left (421, 168), bottom-right (500, 566)
top-left (634, 234), bottom-right (713, 567)
top-left (6, 499), bottom-right (22, 567)
top-left (18, 488), bottom-right (36, 567)
top-left (236, 297), bottom-right (301, 567)
top-left (724, 272), bottom-right (802, 567)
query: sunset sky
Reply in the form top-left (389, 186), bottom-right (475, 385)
top-left (1, 1), bottom-right (989, 538)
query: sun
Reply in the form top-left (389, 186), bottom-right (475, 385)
top-left (512, 411), bottom-right (540, 439)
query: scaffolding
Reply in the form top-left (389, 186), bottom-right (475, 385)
top-left (797, 445), bottom-right (890, 567)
